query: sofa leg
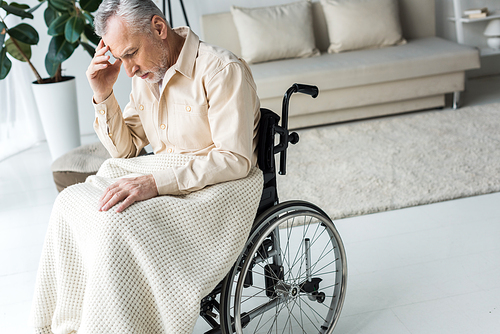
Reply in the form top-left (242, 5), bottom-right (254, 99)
top-left (452, 91), bottom-right (461, 110)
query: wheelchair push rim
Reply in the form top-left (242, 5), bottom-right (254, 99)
top-left (221, 201), bottom-right (347, 334)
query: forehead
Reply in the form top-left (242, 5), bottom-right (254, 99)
top-left (102, 16), bottom-right (141, 56)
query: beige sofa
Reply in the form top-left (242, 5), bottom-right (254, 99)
top-left (201, 0), bottom-right (480, 128)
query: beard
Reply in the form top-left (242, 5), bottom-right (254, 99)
top-left (137, 38), bottom-right (169, 84)
top-left (143, 65), bottom-right (167, 84)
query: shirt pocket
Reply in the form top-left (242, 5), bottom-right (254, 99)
top-left (172, 103), bottom-right (212, 150)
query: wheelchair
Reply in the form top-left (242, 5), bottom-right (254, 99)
top-left (199, 84), bottom-right (347, 334)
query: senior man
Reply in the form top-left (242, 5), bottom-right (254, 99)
top-left (30, 0), bottom-right (263, 333)
top-left (89, 0), bottom-right (260, 212)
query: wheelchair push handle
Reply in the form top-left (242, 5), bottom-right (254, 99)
top-left (293, 83), bottom-right (319, 98)
top-left (278, 83), bottom-right (319, 175)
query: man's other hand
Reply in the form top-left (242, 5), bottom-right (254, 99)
top-left (86, 39), bottom-right (123, 103)
top-left (98, 175), bottom-right (158, 213)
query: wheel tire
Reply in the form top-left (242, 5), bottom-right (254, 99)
top-left (220, 200), bottom-right (347, 334)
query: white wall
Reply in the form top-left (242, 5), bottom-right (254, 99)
top-left (436, 0), bottom-right (500, 78)
top-left (436, 0), bottom-right (498, 47)
top-left (17, 0), bottom-right (500, 135)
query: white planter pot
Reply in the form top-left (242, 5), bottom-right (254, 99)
top-left (32, 76), bottom-right (81, 161)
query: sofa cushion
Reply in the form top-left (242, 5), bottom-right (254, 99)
top-left (230, 1), bottom-right (320, 64)
top-left (321, 0), bottom-right (406, 53)
top-left (250, 37), bottom-right (480, 100)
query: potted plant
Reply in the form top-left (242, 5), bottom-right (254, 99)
top-left (0, 0), bottom-right (102, 160)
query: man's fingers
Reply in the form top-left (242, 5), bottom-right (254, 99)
top-left (100, 191), bottom-right (127, 211)
top-left (90, 55), bottom-right (111, 70)
top-left (98, 192), bottom-right (112, 209)
top-left (95, 39), bottom-right (108, 55)
top-left (97, 176), bottom-right (158, 213)
top-left (100, 190), bottom-right (137, 213)
top-left (98, 185), bottom-right (120, 211)
top-left (94, 54), bottom-right (110, 63)
top-left (99, 183), bottom-right (117, 202)
top-left (91, 62), bottom-right (109, 75)
top-left (115, 196), bottom-right (136, 213)
top-left (87, 54), bottom-right (110, 78)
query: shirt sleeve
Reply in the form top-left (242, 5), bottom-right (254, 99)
top-left (93, 91), bottom-right (149, 158)
top-left (151, 61), bottom-right (261, 195)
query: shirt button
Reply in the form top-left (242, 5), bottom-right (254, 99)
top-left (160, 124), bottom-right (166, 130)
top-left (99, 109), bottom-right (105, 115)
top-left (186, 106), bottom-right (191, 112)
top-left (108, 133), bottom-right (113, 138)
top-left (167, 148), bottom-right (173, 153)
top-left (139, 105), bottom-right (144, 111)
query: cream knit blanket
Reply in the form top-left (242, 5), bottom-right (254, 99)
top-left (30, 154), bottom-right (263, 334)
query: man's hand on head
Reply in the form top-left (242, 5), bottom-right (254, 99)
top-left (98, 174), bottom-right (159, 213)
top-left (86, 39), bottom-right (123, 104)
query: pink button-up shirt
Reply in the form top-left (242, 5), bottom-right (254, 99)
top-left (94, 27), bottom-right (261, 195)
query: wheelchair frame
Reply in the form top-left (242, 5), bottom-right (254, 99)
top-left (198, 84), bottom-right (347, 334)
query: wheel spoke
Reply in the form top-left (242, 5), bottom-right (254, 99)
top-left (285, 217), bottom-right (314, 282)
top-left (222, 207), bottom-right (346, 334)
top-left (282, 300), bottom-right (295, 334)
top-left (301, 298), bottom-right (329, 325)
top-left (297, 293), bottom-right (306, 334)
top-left (283, 222), bottom-right (327, 282)
top-left (293, 298), bottom-right (323, 333)
top-left (310, 258), bottom-right (339, 278)
top-left (252, 310), bottom-right (266, 334)
top-left (287, 299), bottom-right (310, 334)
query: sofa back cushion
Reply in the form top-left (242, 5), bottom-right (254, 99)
top-left (201, 0), bottom-right (435, 57)
top-left (321, 0), bottom-right (407, 53)
top-left (230, 1), bottom-right (320, 64)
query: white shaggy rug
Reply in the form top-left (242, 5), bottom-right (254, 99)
top-left (278, 103), bottom-right (500, 220)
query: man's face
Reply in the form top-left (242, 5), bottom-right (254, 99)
top-left (103, 16), bottom-right (168, 83)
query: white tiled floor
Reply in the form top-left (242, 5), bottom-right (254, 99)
top-left (1, 76), bottom-right (499, 333)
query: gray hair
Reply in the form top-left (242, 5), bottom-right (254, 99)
top-left (94, 0), bottom-right (168, 37)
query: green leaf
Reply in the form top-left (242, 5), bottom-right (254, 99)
top-left (79, 0), bottom-right (100, 13)
top-left (44, 54), bottom-right (59, 77)
top-left (79, 40), bottom-right (94, 57)
top-left (48, 0), bottom-right (74, 12)
top-left (7, 23), bottom-right (39, 45)
top-left (0, 2), bottom-right (34, 18)
top-left (82, 10), bottom-right (94, 26)
top-left (28, 0), bottom-right (47, 14)
top-left (0, 22), bottom-right (6, 47)
top-left (64, 15), bottom-right (84, 43)
top-left (83, 24), bottom-right (99, 45)
top-left (48, 13), bottom-right (70, 36)
top-left (0, 47), bottom-right (12, 80)
top-left (5, 38), bottom-right (31, 61)
top-left (45, 35), bottom-right (76, 76)
top-left (8, 2), bottom-right (30, 10)
top-left (44, 5), bottom-right (58, 26)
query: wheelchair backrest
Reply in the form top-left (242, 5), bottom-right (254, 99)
top-left (256, 108), bottom-right (280, 213)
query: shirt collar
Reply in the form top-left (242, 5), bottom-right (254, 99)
top-left (143, 27), bottom-right (199, 99)
top-left (171, 26), bottom-right (199, 79)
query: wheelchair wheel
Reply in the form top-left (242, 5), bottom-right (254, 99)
top-left (220, 200), bottom-right (347, 334)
